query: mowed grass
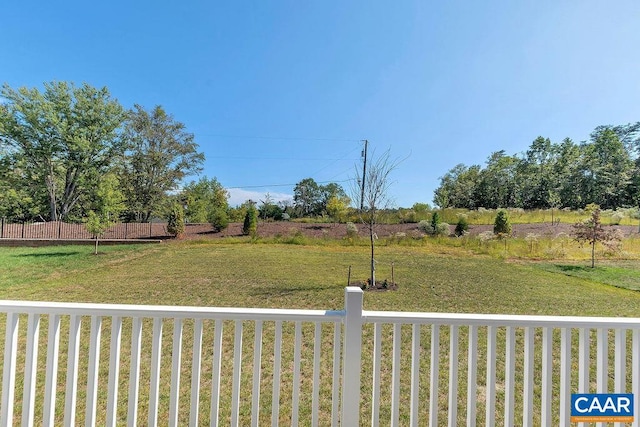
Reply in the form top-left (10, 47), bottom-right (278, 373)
top-left (1, 241), bottom-right (640, 425)
top-left (1, 240), bottom-right (639, 316)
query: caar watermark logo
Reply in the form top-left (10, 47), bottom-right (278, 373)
top-left (571, 394), bottom-right (634, 422)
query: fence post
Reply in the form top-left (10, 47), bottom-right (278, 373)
top-left (22, 221), bottom-right (25, 239)
top-left (1, 217), bottom-right (4, 239)
top-left (149, 221), bottom-right (152, 239)
top-left (342, 287), bottom-right (363, 426)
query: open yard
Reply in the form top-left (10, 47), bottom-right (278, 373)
top-left (1, 239), bottom-right (640, 315)
top-left (1, 239), bottom-right (640, 425)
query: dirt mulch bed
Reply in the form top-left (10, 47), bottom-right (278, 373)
top-left (176, 221), bottom-right (639, 241)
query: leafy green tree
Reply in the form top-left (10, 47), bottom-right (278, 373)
top-left (293, 178), bottom-right (347, 217)
top-left (167, 203), bottom-right (185, 237)
top-left (120, 105), bottom-right (204, 222)
top-left (518, 136), bottom-right (558, 209)
top-left (181, 177), bottom-right (228, 223)
top-left (587, 128), bottom-right (633, 208)
top-left (326, 194), bottom-right (350, 224)
top-left (293, 178), bottom-right (321, 216)
top-left (258, 193), bottom-right (284, 220)
top-left (0, 82), bottom-right (126, 221)
top-left (242, 202), bottom-right (258, 237)
top-left (411, 202), bottom-right (430, 213)
top-left (84, 174), bottom-right (125, 254)
top-left (434, 164), bottom-right (483, 209)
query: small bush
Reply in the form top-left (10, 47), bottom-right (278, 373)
top-left (346, 222), bottom-right (358, 238)
top-left (454, 216), bottom-right (469, 237)
top-left (434, 222), bottom-right (449, 236)
top-left (430, 211), bottom-right (441, 232)
top-left (167, 204), bottom-right (185, 237)
top-left (493, 209), bottom-right (512, 236)
top-left (208, 208), bottom-right (229, 232)
top-left (418, 220), bottom-right (430, 234)
top-left (243, 205), bottom-right (258, 237)
top-left (610, 211), bottom-right (624, 225)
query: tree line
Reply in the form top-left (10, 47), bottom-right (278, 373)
top-left (0, 80), bottom-right (350, 227)
top-left (434, 123), bottom-right (640, 210)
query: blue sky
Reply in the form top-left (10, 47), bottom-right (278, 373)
top-left (2, 1), bottom-right (639, 207)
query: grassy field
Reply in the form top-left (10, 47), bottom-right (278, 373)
top-left (1, 240), bottom-right (639, 425)
top-left (1, 240), bottom-right (640, 315)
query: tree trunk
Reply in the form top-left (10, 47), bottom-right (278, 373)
top-left (591, 241), bottom-right (595, 268)
top-left (94, 237), bottom-right (99, 255)
top-left (369, 222), bottom-right (375, 287)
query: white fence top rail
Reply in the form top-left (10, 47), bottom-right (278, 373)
top-left (0, 300), bottom-right (344, 322)
top-left (363, 309), bottom-right (640, 328)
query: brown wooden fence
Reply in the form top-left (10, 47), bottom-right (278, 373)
top-left (0, 219), bottom-right (172, 240)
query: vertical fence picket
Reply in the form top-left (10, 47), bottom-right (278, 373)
top-left (467, 325), bottom-right (478, 427)
top-left (388, 323), bottom-right (400, 426)
top-left (311, 322), bottom-right (321, 427)
top-left (292, 321), bottom-right (302, 426)
top-left (504, 326), bottom-right (515, 427)
top-left (429, 324), bottom-right (440, 427)
top-left (64, 315), bottom-right (82, 427)
top-left (148, 317), bottom-right (163, 427)
top-left (410, 324), bottom-right (420, 427)
top-left (85, 316), bottom-right (103, 427)
top-left (541, 327), bottom-right (552, 427)
top-left (1, 312), bottom-right (18, 426)
top-left (272, 321), bottom-right (282, 427)
top-left (559, 328), bottom-right (571, 427)
top-left (448, 325), bottom-right (459, 427)
top-left (485, 326), bottom-right (496, 427)
top-left (210, 319), bottom-right (223, 426)
top-left (371, 323), bottom-right (382, 427)
top-left (43, 314), bottom-right (61, 427)
top-left (231, 321), bottom-right (243, 427)
top-left (577, 327), bottom-right (589, 427)
top-left (614, 329), bottom-right (626, 427)
top-left (190, 319), bottom-right (203, 427)
top-left (106, 317), bottom-right (122, 427)
top-left (127, 317), bottom-right (143, 427)
top-left (22, 313), bottom-right (40, 427)
top-left (169, 318), bottom-right (184, 427)
top-left (522, 326), bottom-right (534, 427)
top-left (251, 321), bottom-right (263, 427)
top-left (596, 328), bottom-right (608, 394)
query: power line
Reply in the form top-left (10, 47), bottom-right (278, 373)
top-left (195, 133), bottom-right (361, 143)
top-left (226, 179), bottom-right (351, 190)
top-left (206, 156), bottom-right (359, 161)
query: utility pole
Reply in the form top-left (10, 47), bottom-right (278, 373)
top-left (360, 139), bottom-right (368, 210)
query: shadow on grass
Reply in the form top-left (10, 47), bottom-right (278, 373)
top-left (249, 284), bottom-right (337, 298)
top-left (15, 252), bottom-right (81, 258)
top-left (554, 264), bottom-right (594, 272)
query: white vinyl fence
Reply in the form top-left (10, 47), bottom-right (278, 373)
top-left (1, 288), bottom-right (639, 426)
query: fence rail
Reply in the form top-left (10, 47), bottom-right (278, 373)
top-left (1, 288), bottom-right (640, 426)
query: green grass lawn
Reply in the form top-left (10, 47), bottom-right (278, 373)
top-left (1, 240), bottom-right (639, 316)
top-left (1, 240), bottom-right (640, 425)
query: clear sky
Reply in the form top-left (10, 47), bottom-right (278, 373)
top-left (2, 1), bottom-right (639, 207)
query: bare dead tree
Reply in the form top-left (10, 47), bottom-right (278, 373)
top-left (351, 149), bottom-right (400, 287)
